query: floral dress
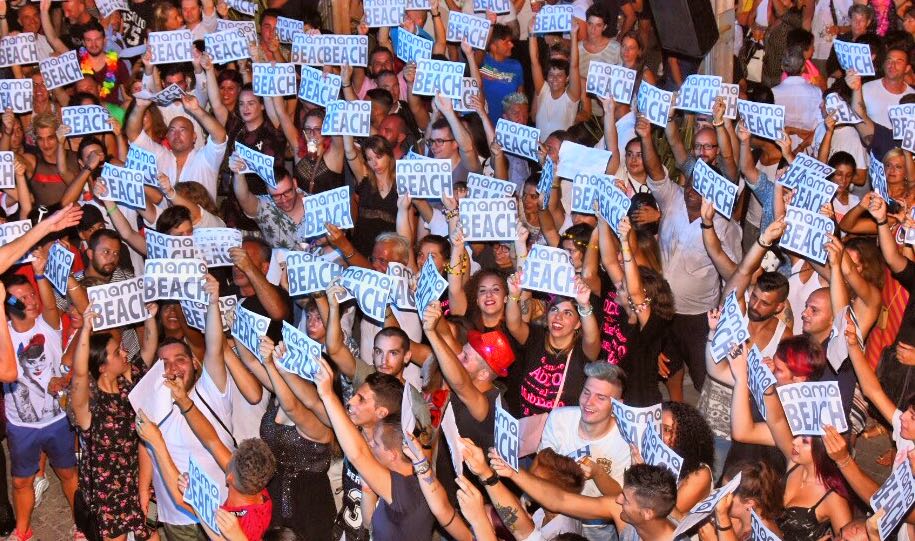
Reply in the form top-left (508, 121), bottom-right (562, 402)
top-left (77, 357), bottom-right (150, 540)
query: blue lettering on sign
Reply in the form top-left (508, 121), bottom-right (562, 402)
top-left (737, 99), bottom-right (785, 140)
top-left (446, 12), bottom-right (491, 50)
top-left (673, 75), bottom-right (722, 114)
top-left (301, 186), bottom-right (354, 238)
top-left (833, 40), bottom-right (875, 76)
top-left (415, 256), bottom-right (447, 316)
top-left (494, 403), bottom-right (520, 470)
top-left (100, 163), bottom-right (147, 209)
top-left (692, 159), bottom-right (737, 218)
top-left (252, 63), bottom-right (297, 96)
top-left (637, 83), bottom-right (673, 128)
top-left (279, 321), bottom-right (322, 380)
top-left (779, 206), bottom-right (834, 265)
top-left (747, 345), bottom-right (777, 420)
top-left (322, 100), bottom-right (371, 136)
top-left (532, 5), bottom-right (572, 34)
top-left (298, 65), bottom-right (342, 107)
top-left (231, 304), bottom-right (271, 361)
top-left (185, 458), bottom-right (221, 535)
top-left (340, 266), bottom-right (394, 323)
top-left (395, 30), bottom-right (432, 63)
top-left (521, 245), bottom-right (576, 297)
top-left (495, 119), bottom-right (540, 161)
top-left (710, 291), bottom-right (749, 362)
top-left (586, 61), bottom-right (612, 99)
top-left (596, 177), bottom-right (631, 234)
top-left (413, 58), bottom-right (464, 99)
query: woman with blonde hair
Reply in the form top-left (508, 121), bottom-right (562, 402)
top-left (151, 1), bottom-right (184, 32)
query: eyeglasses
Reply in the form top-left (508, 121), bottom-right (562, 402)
top-left (303, 127), bottom-right (322, 135)
top-left (270, 186), bottom-right (297, 201)
top-left (425, 138), bottom-right (455, 146)
top-left (693, 143), bottom-right (719, 151)
top-left (369, 256), bottom-right (390, 268)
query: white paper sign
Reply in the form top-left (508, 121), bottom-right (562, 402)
top-left (0, 152), bottom-right (14, 190)
top-left (47, 243), bottom-right (74, 296)
top-left (466, 173), bottom-right (515, 198)
top-left (532, 5), bottom-right (573, 34)
top-left (439, 403), bottom-right (463, 475)
top-left (340, 266), bottom-right (394, 323)
top-left (494, 397), bottom-right (520, 471)
top-left (232, 303), bottom-right (271, 361)
top-left (585, 61), bottom-right (613, 99)
top-left (747, 345), bottom-right (777, 420)
top-left (571, 173), bottom-right (607, 215)
top-left (495, 119), bottom-right (540, 161)
top-left (793, 175), bottom-right (838, 213)
top-left (473, 0), bottom-right (509, 14)
top-left (148, 30), bottom-right (193, 64)
top-left (446, 12), bottom-right (491, 50)
top-left (387, 262), bottom-right (416, 311)
top-left (776, 381), bottom-right (848, 435)
top-left (826, 306), bottom-right (863, 372)
top-left (640, 422), bottom-right (683, 480)
top-left (749, 509), bottom-right (780, 541)
top-left (126, 145), bottom-right (159, 186)
top-left (127, 360), bottom-right (172, 423)
top-left (596, 176), bottom-right (631, 235)
top-left (902, 121), bottom-right (915, 154)
top-left (710, 291), bottom-right (749, 362)
top-left (779, 205), bottom-right (835, 265)
top-left (737, 99), bottom-right (785, 140)
top-left (184, 456), bottom-right (222, 535)
top-left (142, 258), bottom-right (209, 303)
top-left (395, 159), bottom-right (454, 199)
top-left (40, 50), bottom-right (82, 90)
top-left (415, 255), bottom-right (447, 317)
top-left (253, 63), bottom-right (297, 97)
top-left (557, 141), bottom-right (613, 179)
top-left (870, 151), bottom-right (891, 204)
top-left (888, 104), bottom-right (915, 140)
top-left (414, 58), bottom-right (465, 99)
top-left (275, 16), bottom-right (305, 43)
top-left (235, 142), bottom-right (276, 189)
top-left (0, 220), bottom-right (33, 264)
top-left (61, 105), bottom-right (112, 137)
top-left (192, 228), bottom-right (242, 267)
top-left (0, 33), bottom-right (39, 67)
top-left (87, 277), bottom-right (149, 331)
top-left (693, 159), bottom-right (738, 218)
top-left (719, 83), bottom-right (739, 120)
top-left (301, 186), bottom-right (354, 238)
top-left (779, 153), bottom-right (835, 190)
top-left (99, 163), bottom-right (146, 209)
top-left (134, 84), bottom-right (187, 107)
top-left (321, 100), bottom-right (371, 136)
top-left (395, 30), bottom-right (432, 63)
top-left (406, 0), bottom-right (431, 9)
top-left (297, 65), bottom-right (342, 107)
top-left (672, 473), bottom-right (744, 538)
top-left (278, 321), bottom-right (322, 381)
top-left (825, 93), bottom-right (861, 125)
top-left (459, 198), bottom-right (518, 242)
top-left (225, 0), bottom-right (257, 16)
top-left (521, 245), bottom-right (576, 297)
top-left (205, 29), bottom-right (250, 65)
top-left (833, 40), bottom-right (875, 77)
top-left (611, 399), bottom-right (662, 450)
top-left (364, 0), bottom-right (406, 27)
top-left (0, 79), bottom-right (33, 113)
top-left (290, 34), bottom-right (368, 66)
top-left (287, 251), bottom-right (343, 296)
top-left (216, 19), bottom-right (258, 44)
top-left (180, 295), bottom-right (237, 332)
top-left (146, 230), bottom-right (200, 260)
top-left (637, 83), bottom-right (674, 128)
top-left (672, 75), bottom-right (722, 114)
top-left (95, 0), bottom-right (128, 16)
top-left (453, 77), bottom-right (481, 112)
top-left (870, 456), bottom-right (915, 541)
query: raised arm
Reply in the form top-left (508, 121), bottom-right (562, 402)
top-left (260, 337), bottom-right (333, 438)
top-left (125, 98), bottom-right (151, 143)
top-left (424, 302), bottom-right (489, 420)
top-left (664, 114), bottom-right (690, 168)
top-left (728, 345), bottom-right (777, 446)
top-left (435, 94), bottom-right (482, 173)
top-left (635, 115), bottom-right (665, 181)
top-left (736, 120), bottom-right (759, 184)
top-left (723, 218), bottom-right (786, 297)
top-left (868, 195), bottom-right (908, 273)
top-left (230, 155), bottom-right (261, 217)
top-left (70, 307), bottom-right (95, 431)
top-left (324, 283), bottom-right (359, 378)
top-left (38, 0), bottom-right (69, 54)
top-left (201, 274), bottom-right (227, 392)
top-left (618, 218), bottom-right (650, 328)
top-left (343, 135), bottom-right (370, 182)
top-left (505, 271), bottom-right (529, 344)
top-left (601, 98), bottom-right (620, 173)
top-left (182, 94), bottom-right (226, 144)
top-left (228, 247), bottom-right (289, 321)
top-left (404, 433), bottom-right (473, 541)
top-left (199, 54), bottom-right (229, 126)
top-left (164, 378), bottom-right (233, 471)
top-left (31, 247), bottom-right (61, 329)
top-left (461, 441), bottom-right (536, 540)
top-left (529, 21), bottom-right (545, 96)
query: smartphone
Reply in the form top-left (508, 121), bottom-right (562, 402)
top-left (146, 501), bottom-right (158, 528)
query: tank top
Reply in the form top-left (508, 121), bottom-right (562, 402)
top-left (534, 86), bottom-right (577, 141)
top-left (30, 151), bottom-right (74, 207)
top-left (777, 465), bottom-right (835, 541)
top-left (787, 260), bottom-right (823, 335)
top-left (758, 319), bottom-right (788, 358)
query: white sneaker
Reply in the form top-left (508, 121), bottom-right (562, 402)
top-left (32, 476), bottom-right (49, 508)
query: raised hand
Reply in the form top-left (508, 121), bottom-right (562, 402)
top-left (422, 300), bottom-right (442, 332)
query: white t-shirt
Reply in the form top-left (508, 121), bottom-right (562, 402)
top-left (522, 509), bottom-right (582, 541)
top-left (862, 79), bottom-right (915, 130)
top-left (539, 406), bottom-right (632, 486)
top-left (4, 316), bottom-right (66, 428)
top-left (153, 367), bottom-right (234, 525)
top-left (811, 0), bottom-right (851, 60)
top-left (810, 122), bottom-right (867, 171)
top-left (892, 408), bottom-right (915, 467)
top-left (132, 130), bottom-right (227, 201)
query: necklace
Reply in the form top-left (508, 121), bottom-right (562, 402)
top-left (80, 47), bottom-right (119, 98)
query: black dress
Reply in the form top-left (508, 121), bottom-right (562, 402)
top-left (260, 397), bottom-right (335, 541)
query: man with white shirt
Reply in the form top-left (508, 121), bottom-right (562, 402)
top-left (144, 275), bottom-right (233, 541)
top-left (638, 114), bottom-right (742, 395)
top-left (540, 362), bottom-right (632, 541)
top-left (141, 63), bottom-right (212, 151)
top-left (862, 46), bottom-right (914, 129)
top-left (773, 46), bottom-right (823, 145)
top-left (181, 0), bottom-right (217, 41)
top-left (125, 93), bottom-right (226, 200)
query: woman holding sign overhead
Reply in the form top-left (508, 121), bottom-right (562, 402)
top-left (70, 303), bottom-right (160, 540)
top-left (343, 134), bottom-right (398, 258)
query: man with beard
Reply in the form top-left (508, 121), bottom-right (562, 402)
top-left (57, 0), bottom-right (98, 49)
top-left (351, 47), bottom-right (409, 101)
top-left (74, 21), bottom-right (131, 104)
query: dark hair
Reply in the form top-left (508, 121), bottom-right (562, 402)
top-left (628, 193), bottom-right (660, 236)
top-left (263, 527), bottom-right (302, 541)
top-left (827, 150), bottom-right (856, 171)
top-left (367, 88), bottom-right (394, 112)
top-left (533, 448), bottom-right (585, 492)
top-left (88, 228), bottom-right (121, 251)
top-left (158, 336), bottom-right (194, 358)
top-left (662, 401), bottom-right (715, 481)
top-left (561, 223), bottom-right (593, 257)
top-left (156, 206), bottom-right (193, 234)
top-left (242, 236), bottom-right (271, 265)
top-left (217, 69), bottom-right (244, 87)
top-left (159, 62), bottom-right (194, 82)
top-left (844, 237), bottom-right (885, 288)
top-left (744, 82), bottom-right (774, 105)
top-left (724, 461), bottom-right (785, 521)
top-left (776, 335), bottom-right (826, 380)
top-left (464, 269), bottom-right (508, 330)
top-left (77, 136), bottom-right (106, 160)
top-left (756, 271), bottom-right (789, 302)
top-left (781, 45), bottom-right (807, 77)
top-left (239, 83), bottom-right (264, 105)
top-left (229, 438), bottom-right (276, 495)
top-left (417, 235), bottom-right (451, 262)
top-left (461, 113), bottom-right (491, 160)
top-left (375, 419), bottom-right (407, 452)
top-left (639, 266), bottom-right (675, 320)
top-left (69, 91), bottom-right (101, 107)
top-left (585, 4), bottom-right (615, 37)
top-left (364, 372), bottom-right (404, 419)
top-left (88, 333), bottom-right (116, 380)
top-left (82, 19), bottom-right (105, 37)
top-left (2, 273), bottom-right (30, 318)
top-left (548, 58), bottom-right (571, 76)
top-left (623, 464), bottom-right (678, 519)
top-left (260, 7), bottom-right (282, 20)
top-left (810, 436), bottom-right (850, 499)
top-left (489, 23), bottom-right (513, 44)
top-left (375, 327), bottom-right (410, 352)
top-left (77, 204), bottom-right (104, 232)
top-left (786, 28), bottom-right (814, 50)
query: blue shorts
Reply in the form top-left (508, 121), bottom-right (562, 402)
top-left (7, 417), bottom-right (77, 478)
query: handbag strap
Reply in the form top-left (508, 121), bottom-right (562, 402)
top-left (195, 388), bottom-right (238, 448)
top-left (550, 349), bottom-right (574, 410)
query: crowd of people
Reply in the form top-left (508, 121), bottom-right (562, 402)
top-left (0, 0), bottom-right (912, 539)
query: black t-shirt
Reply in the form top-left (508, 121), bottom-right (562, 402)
top-left (122, 0), bottom-right (156, 49)
top-left (507, 325), bottom-right (589, 418)
top-left (619, 311), bottom-right (672, 407)
top-left (334, 459), bottom-right (367, 541)
top-left (239, 285), bottom-right (295, 342)
top-left (371, 472), bottom-right (435, 541)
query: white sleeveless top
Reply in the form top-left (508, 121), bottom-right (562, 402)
top-left (758, 319), bottom-right (788, 358)
top-left (534, 85), bottom-right (578, 142)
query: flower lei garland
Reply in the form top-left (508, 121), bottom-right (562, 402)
top-left (79, 47), bottom-right (119, 98)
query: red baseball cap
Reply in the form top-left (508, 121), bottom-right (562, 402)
top-left (467, 330), bottom-right (515, 377)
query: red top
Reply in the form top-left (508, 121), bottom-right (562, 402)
top-left (221, 490), bottom-right (273, 541)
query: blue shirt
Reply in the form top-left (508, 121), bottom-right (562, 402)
top-left (481, 54), bottom-right (523, 124)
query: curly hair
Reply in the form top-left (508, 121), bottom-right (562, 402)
top-left (175, 181), bottom-right (219, 216)
top-left (662, 401), bottom-right (715, 481)
top-left (638, 266), bottom-right (675, 320)
top-left (462, 270), bottom-right (508, 329)
top-left (229, 439), bottom-right (276, 495)
top-left (533, 448), bottom-right (585, 493)
top-left (844, 237), bottom-right (885, 289)
top-left (724, 460), bottom-right (785, 521)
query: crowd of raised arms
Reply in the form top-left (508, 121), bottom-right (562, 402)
top-left (0, 0), bottom-right (914, 540)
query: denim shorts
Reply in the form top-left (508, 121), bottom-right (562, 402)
top-left (7, 417), bottom-right (77, 478)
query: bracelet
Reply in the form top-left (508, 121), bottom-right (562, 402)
top-left (712, 121), bottom-right (725, 128)
top-left (763, 387), bottom-right (776, 396)
top-left (700, 221), bottom-right (714, 229)
top-left (508, 294), bottom-right (521, 302)
top-left (413, 457), bottom-right (428, 466)
top-left (551, 183), bottom-right (561, 190)
top-left (876, 219), bottom-right (888, 227)
top-left (757, 237), bottom-right (772, 248)
top-left (442, 508), bottom-right (457, 528)
top-left (106, 206), bottom-right (117, 216)
top-left (179, 401), bottom-right (195, 415)
top-left (342, 84), bottom-right (351, 88)
top-left (68, 283), bottom-right (81, 292)
top-left (444, 208), bottom-right (459, 220)
top-left (345, 153), bottom-right (357, 160)
top-left (414, 461), bottom-right (432, 475)
top-left (714, 522), bottom-right (733, 532)
top-left (622, 258), bottom-right (633, 263)
top-left (432, 12), bottom-right (441, 17)
top-left (836, 455), bottom-right (853, 469)
top-left (342, 250), bottom-right (355, 260)
top-left (444, 262), bottom-right (466, 275)
top-left (577, 303), bottom-right (593, 317)
top-left (34, 274), bottom-right (45, 281)
top-left (479, 472), bottom-right (500, 486)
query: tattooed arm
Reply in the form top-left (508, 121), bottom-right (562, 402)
top-left (461, 439), bottom-right (535, 539)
